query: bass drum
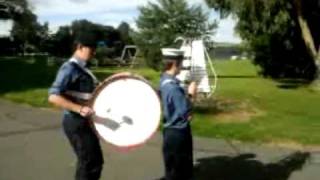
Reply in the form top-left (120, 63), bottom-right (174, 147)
top-left (90, 73), bottom-right (161, 150)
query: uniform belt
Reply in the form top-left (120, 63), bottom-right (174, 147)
top-left (65, 91), bottom-right (93, 100)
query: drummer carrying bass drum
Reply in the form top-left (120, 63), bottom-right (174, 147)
top-left (48, 31), bottom-right (103, 180)
top-left (159, 48), bottom-right (197, 180)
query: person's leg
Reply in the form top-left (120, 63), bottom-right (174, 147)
top-left (179, 127), bottom-right (193, 179)
top-left (63, 114), bottom-right (104, 180)
top-left (166, 128), bottom-right (194, 180)
top-left (163, 128), bottom-right (192, 180)
top-left (163, 129), bottom-right (176, 180)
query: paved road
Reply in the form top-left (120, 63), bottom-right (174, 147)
top-left (0, 99), bottom-right (319, 180)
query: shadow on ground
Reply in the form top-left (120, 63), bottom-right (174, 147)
top-left (193, 97), bottom-right (245, 116)
top-left (194, 151), bottom-right (310, 180)
top-left (276, 79), bottom-right (311, 89)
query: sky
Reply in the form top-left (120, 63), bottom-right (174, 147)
top-left (0, 0), bottom-right (241, 43)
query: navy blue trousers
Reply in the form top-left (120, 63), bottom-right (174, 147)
top-left (163, 126), bottom-right (193, 180)
top-left (63, 113), bottom-right (104, 180)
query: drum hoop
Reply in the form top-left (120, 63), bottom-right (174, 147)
top-left (89, 73), bottom-right (161, 151)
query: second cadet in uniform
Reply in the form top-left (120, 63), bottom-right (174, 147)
top-left (159, 48), bottom-right (197, 180)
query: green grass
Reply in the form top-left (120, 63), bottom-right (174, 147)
top-left (193, 60), bottom-right (320, 145)
top-left (1, 57), bottom-right (320, 145)
top-left (0, 57), bottom-right (59, 107)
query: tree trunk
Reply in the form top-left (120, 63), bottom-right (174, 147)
top-left (293, 0), bottom-right (320, 88)
top-left (293, 0), bottom-right (318, 61)
top-left (318, 46), bottom-right (320, 62)
top-left (313, 41), bottom-right (320, 89)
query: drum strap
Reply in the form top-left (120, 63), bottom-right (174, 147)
top-left (83, 67), bottom-right (99, 85)
top-left (65, 90), bottom-right (92, 100)
top-left (69, 58), bottom-right (99, 85)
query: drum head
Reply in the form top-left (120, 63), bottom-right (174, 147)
top-left (91, 73), bottom-right (161, 149)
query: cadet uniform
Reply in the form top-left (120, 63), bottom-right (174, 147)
top-left (49, 34), bottom-right (103, 180)
top-left (159, 49), bottom-right (193, 180)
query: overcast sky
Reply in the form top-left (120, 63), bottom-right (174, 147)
top-left (0, 0), bottom-right (241, 43)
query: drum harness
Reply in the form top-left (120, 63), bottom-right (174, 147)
top-left (64, 58), bottom-right (100, 101)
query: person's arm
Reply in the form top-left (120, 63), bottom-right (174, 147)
top-left (48, 64), bottom-right (94, 117)
top-left (171, 86), bottom-right (193, 121)
top-left (187, 81), bottom-right (197, 102)
top-left (48, 94), bottom-right (93, 117)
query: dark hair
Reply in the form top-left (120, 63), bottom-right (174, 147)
top-left (162, 59), bottom-right (182, 71)
top-left (72, 41), bottom-right (80, 52)
top-left (73, 31), bottom-right (98, 49)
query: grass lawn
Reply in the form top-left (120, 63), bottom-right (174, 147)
top-left (1, 57), bottom-right (320, 146)
top-left (195, 60), bottom-right (320, 145)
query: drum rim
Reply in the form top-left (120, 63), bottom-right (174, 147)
top-left (89, 72), bottom-right (161, 151)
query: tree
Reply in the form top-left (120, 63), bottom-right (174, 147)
top-left (293, 0), bottom-right (320, 62)
top-left (0, 0), bottom-right (25, 19)
top-left (117, 22), bottom-right (134, 45)
top-left (37, 22), bottom-right (50, 52)
top-left (0, 0), bottom-right (48, 54)
top-left (49, 25), bottom-right (73, 57)
top-left (205, 0), bottom-right (320, 80)
top-left (135, 0), bottom-right (217, 69)
top-left (47, 19), bottom-right (125, 58)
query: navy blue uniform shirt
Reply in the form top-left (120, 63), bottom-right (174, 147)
top-left (49, 57), bottom-right (96, 115)
top-left (159, 73), bottom-right (192, 129)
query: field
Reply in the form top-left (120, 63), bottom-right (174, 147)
top-left (1, 57), bottom-right (320, 145)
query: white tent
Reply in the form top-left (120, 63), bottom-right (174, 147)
top-left (176, 38), bottom-right (218, 97)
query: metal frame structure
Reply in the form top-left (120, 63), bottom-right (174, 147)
top-left (175, 37), bottom-right (218, 98)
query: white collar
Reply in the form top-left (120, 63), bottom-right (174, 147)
top-left (69, 57), bottom-right (87, 68)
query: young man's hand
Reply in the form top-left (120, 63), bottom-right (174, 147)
top-left (188, 81), bottom-right (197, 98)
top-left (79, 106), bottom-right (95, 117)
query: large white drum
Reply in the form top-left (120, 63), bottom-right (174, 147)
top-left (90, 73), bottom-right (161, 150)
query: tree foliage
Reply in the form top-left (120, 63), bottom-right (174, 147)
top-left (206, 0), bottom-right (320, 80)
top-left (0, 1), bottom-right (134, 59)
top-left (0, 0), bottom-right (26, 19)
top-left (46, 26), bottom-right (73, 57)
top-left (11, 13), bottom-right (49, 53)
top-left (0, 0), bottom-right (49, 53)
top-left (117, 22), bottom-right (134, 45)
top-left (135, 0), bottom-right (217, 69)
top-left (46, 19), bottom-right (128, 58)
